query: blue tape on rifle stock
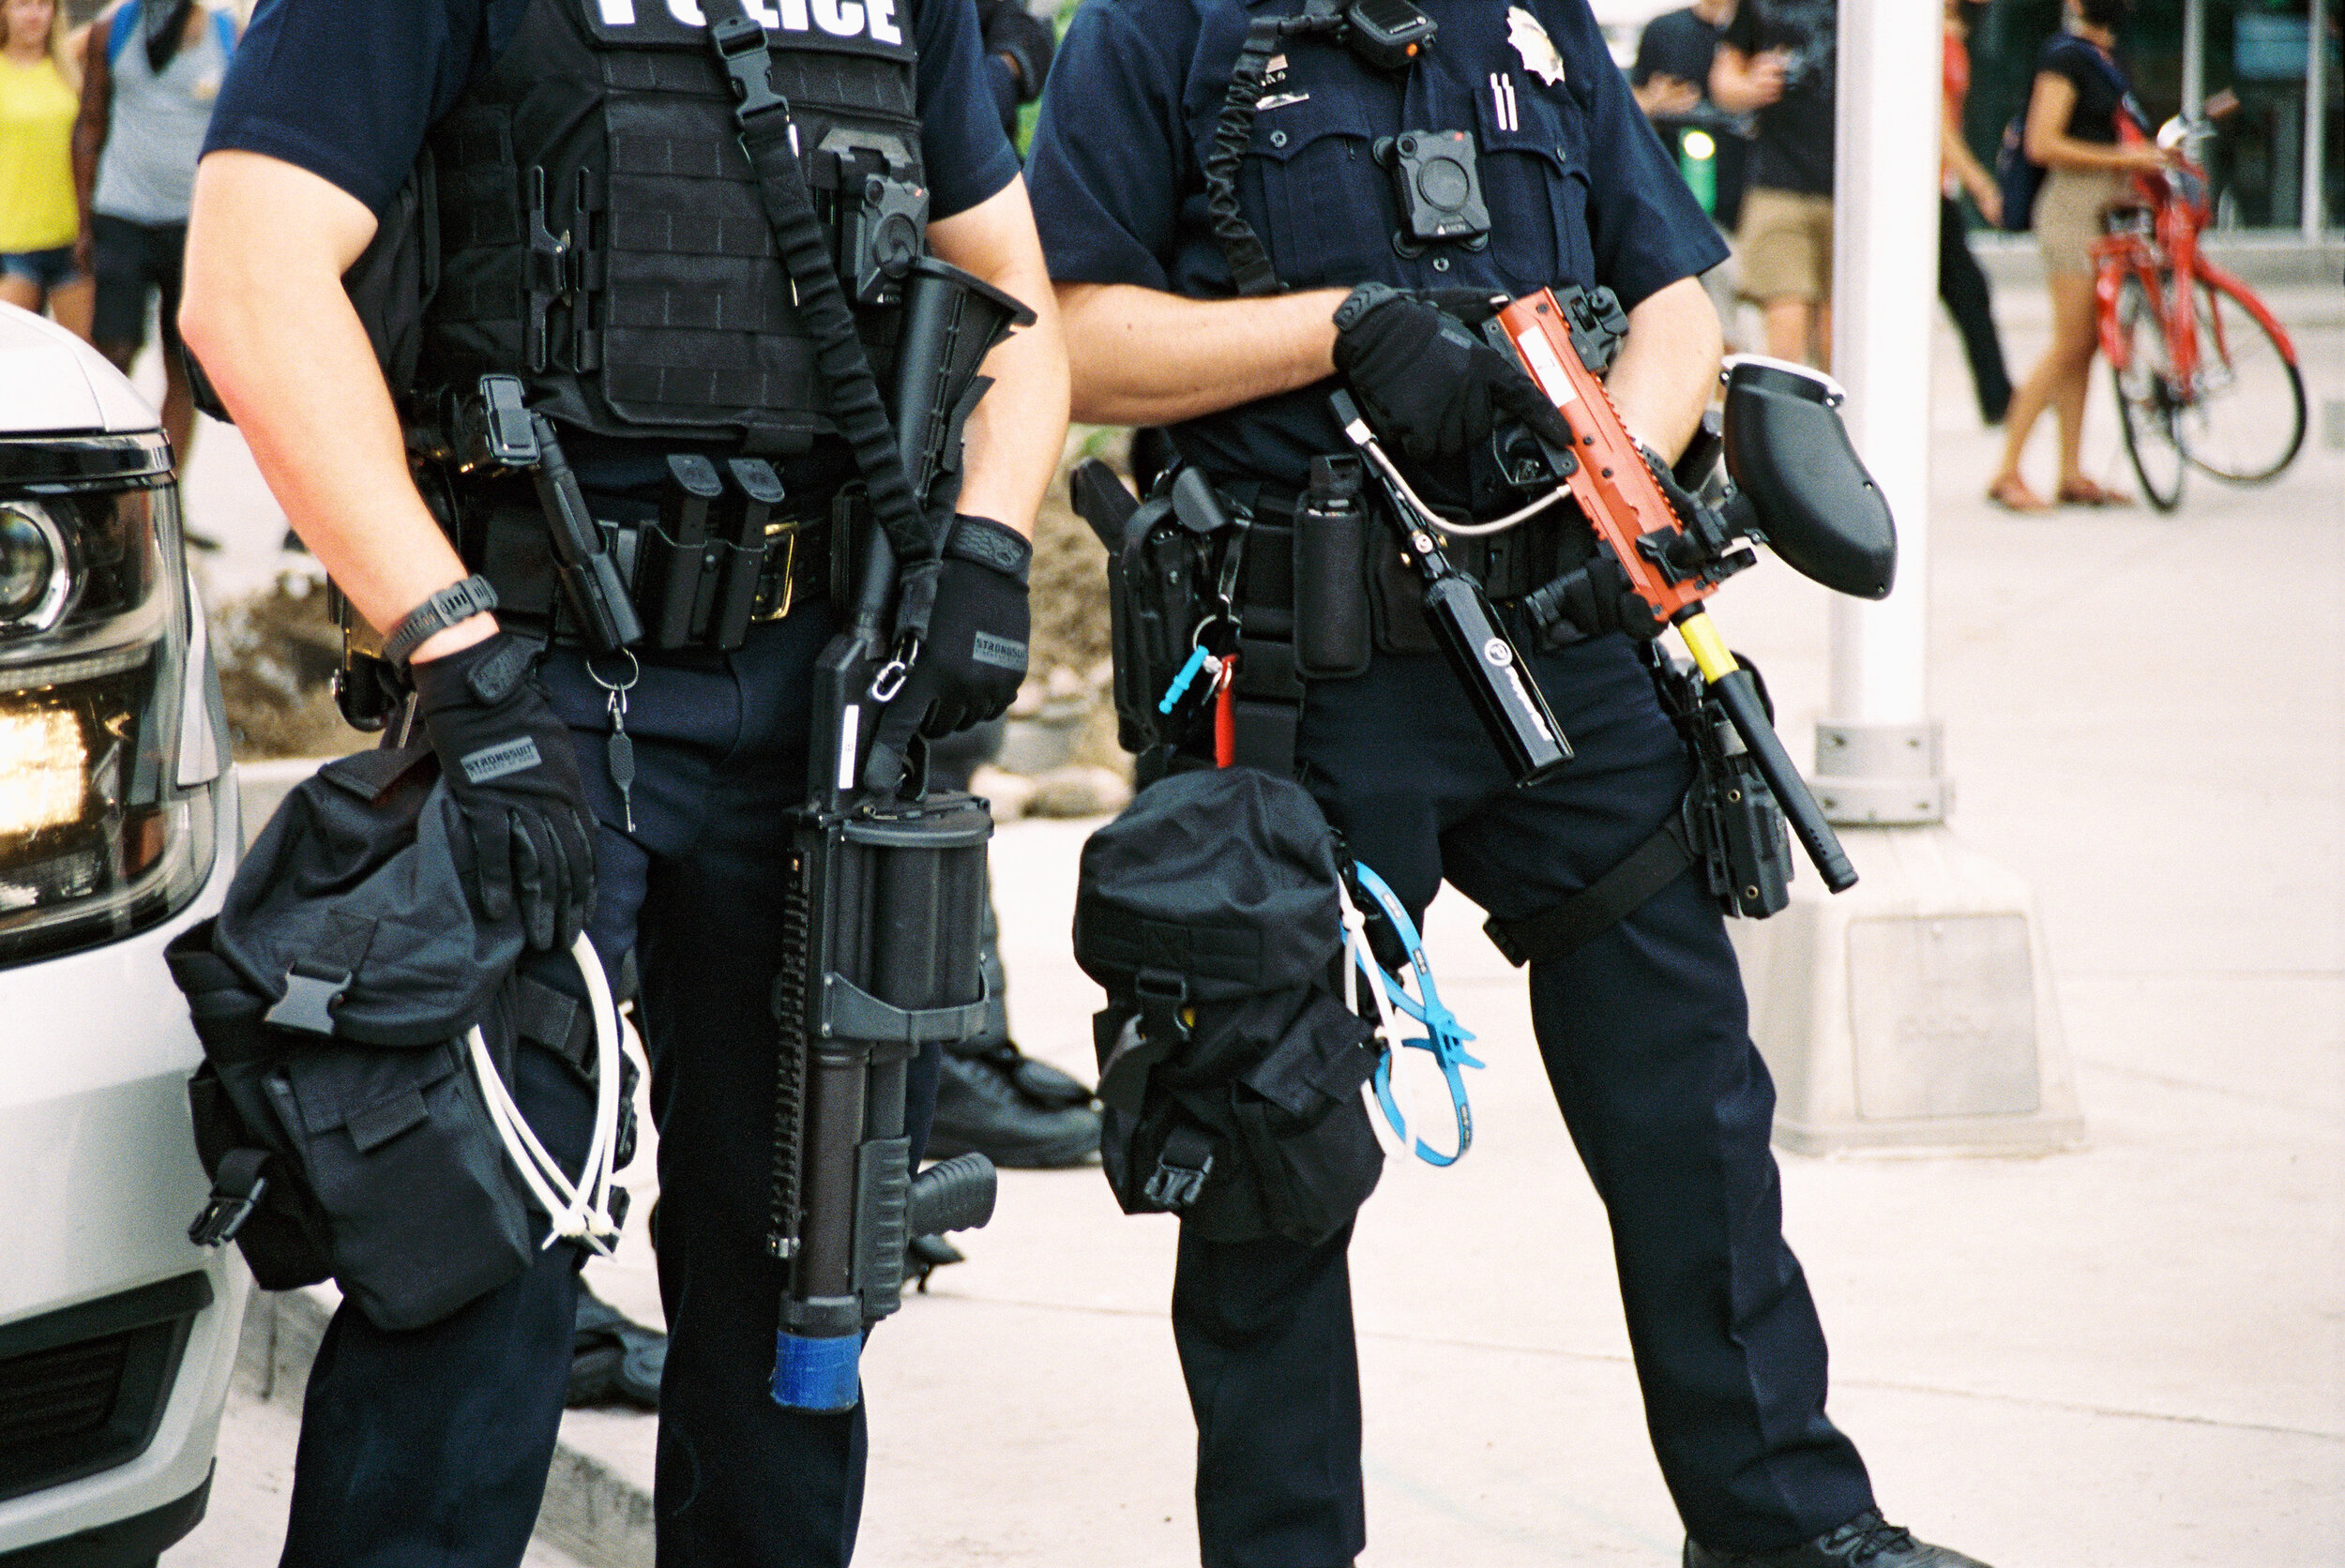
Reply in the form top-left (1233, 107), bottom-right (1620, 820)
top-left (773, 1330), bottom-right (862, 1412)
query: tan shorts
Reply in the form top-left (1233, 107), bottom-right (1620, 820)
top-left (1735, 188), bottom-right (1834, 305)
top-left (2035, 165), bottom-right (2125, 276)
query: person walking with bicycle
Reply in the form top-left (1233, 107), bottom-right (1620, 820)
top-left (1986, 0), bottom-right (2166, 513)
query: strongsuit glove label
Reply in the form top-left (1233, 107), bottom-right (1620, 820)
top-left (461, 736), bottom-right (543, 785)
top-left (972, 632), bottom-right (1028, 671)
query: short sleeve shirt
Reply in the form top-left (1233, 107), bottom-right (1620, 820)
top-left (1632, 7), bottom-right (1717, 90)
top-left (1025, 0), bottom-right (1724, 489)
top-left (2037, 35), bottom-right (2133, 146)
top-left (204, 0), bottom-right (1018, 223)
top-left (1720, 0), bottom-right (1834, 197)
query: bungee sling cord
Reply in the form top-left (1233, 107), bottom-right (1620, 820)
top-left (1338, 862), bottom-right (1482, 1167)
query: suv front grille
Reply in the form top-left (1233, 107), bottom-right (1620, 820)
top-left (0, 1273), bottom-right (211, 1502)
top-left (0, 1334), bottom-right (130, 1448)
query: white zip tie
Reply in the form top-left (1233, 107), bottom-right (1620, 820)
top-left (468, 933), bottom-right (626, 1252)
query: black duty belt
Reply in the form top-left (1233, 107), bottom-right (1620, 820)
top-left (461, 493), bottom-right (835, 651)
top-left (1238, 480), bottom-right (1596, 607)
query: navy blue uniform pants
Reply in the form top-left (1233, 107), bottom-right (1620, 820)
top-left (281, 608), bottom-right (941, 1568)
top-left (1172, 632), bottom-right (1875, 1566)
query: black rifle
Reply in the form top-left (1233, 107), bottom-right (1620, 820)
top-left (697, 0), bottom-right (1034, 1410)
top-left (767, 259), bottom-right (1033, 1411)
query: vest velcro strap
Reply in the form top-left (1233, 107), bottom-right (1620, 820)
top-left (513, 975), bottom-right (597, 1081)
top-left (1482, 812), bottom-right (1697, 968)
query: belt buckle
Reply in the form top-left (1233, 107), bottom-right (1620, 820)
top-left (754, 520), bottom-right (803, 622)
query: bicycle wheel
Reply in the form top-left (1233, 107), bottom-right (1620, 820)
top-left (2173, 274), bottom-right (2307, 484)
top-left (2110, 275), bottom-right (2186, 513)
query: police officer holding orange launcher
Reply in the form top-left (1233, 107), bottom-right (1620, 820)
top-left (1026, 0), bottom-right (1987, 1563)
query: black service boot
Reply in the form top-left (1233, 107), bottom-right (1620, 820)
top-left (907, 1232), bottom-right (966, 1290)
top-left (926, 1039), bottom-right (1102, 1168)
top-left (567, 1285), bottom-right (666, 1410)
top-left (1686, 1512), bottom-right (1990, 1568)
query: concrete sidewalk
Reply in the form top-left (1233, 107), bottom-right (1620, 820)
top-left (165, 298), bottom-right (2343, 1566)
top-left (844, 306), bottom-right (2345, 1566)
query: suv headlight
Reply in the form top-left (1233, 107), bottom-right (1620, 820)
top-left (0, 432), bottom-right (216, 968)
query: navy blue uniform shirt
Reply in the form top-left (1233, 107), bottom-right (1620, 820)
top-left (205, 0), bottom-right (1018, 225)
top-left (1026, 0), bottom-right (1723, 489)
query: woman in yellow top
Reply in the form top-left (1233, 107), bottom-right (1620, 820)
top-left (0, 0), bottom-right (89, 335)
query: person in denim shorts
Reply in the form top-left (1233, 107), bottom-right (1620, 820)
top-left (0, 0), bottom-right (91, 335)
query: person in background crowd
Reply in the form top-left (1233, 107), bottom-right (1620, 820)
top-left (1632, 0), bottom-right (1747, 234)
top-left (1940, 0), bottom-right (2010, 426)
top-left (0, 0), bottom-right (89, 336)
top-left (1987, 0), bottom-right (2162, 511)
top-left (73, 0), bottom-right (235, 473)
top-left (1711, 0), bottom-right (1833, 368)
top-left (976, 0), bottom-right (1054, 144)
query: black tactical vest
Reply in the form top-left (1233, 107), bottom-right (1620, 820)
top-left (417, 0), bottom-right (926, 452)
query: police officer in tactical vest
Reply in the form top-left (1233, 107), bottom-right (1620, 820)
top-left (1026, 2), bottom-right (1986, 1565)
top-left (179, 0), bottom-right (1067, 1560)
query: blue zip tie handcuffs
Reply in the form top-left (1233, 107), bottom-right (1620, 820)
top-left (1344, 861), bottom-right (1481, 1167)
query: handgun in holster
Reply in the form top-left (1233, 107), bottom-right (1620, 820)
top-left (767, 259), bottom-right (1033, 1412)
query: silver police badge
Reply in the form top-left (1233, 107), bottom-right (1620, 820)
top-left (1505, 6), bottom-right (1565, 86)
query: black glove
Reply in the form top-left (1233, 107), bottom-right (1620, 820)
top-left (412, 630), bottom-right (598, 953)
top-left (868, 516), bottom-right (1032, 789)
top-left (1331, 283), bottom-right (1570, 466)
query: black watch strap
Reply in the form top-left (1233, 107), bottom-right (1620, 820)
top-left (384, 574), bottom-right (500, 665)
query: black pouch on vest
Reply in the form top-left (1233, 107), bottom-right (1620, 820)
top-left (1292, 456), bottom-right (1373, 679)
top-left (167, 746), bottom-right (550, 1332)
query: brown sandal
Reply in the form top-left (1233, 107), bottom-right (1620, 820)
top-left (2056, 477), bottom-right (2134, 507)
top-left (1987, 475), bottom-right (2052, 513)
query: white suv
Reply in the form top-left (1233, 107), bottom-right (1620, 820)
top-left (0, 304), bottom-right (246, 1566)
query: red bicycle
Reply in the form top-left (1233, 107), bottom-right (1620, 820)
top-left (2093, 108), bottom-right (2307, 512)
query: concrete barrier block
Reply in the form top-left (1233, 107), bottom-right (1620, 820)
top-left (1728, 824), bottom-right (2085, 1155)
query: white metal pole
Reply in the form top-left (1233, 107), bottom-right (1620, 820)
top-left (1823, 0), bottom-right (1942, 819)
top-left (1735, 0), bottom-right (2080, 1158)
top-left (2307, 0), bottom-right (2329, 237)
top-left (2182, 0), bottom-right (2206, 120)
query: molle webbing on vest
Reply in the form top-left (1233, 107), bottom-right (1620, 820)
top-left (416, 0), bottom-right (921, 451)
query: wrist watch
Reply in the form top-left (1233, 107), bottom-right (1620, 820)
top-left (383, 575), bottom-right (499, 666)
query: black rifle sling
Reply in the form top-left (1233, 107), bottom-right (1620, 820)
top-left (702, 0), bottom-right (936, 580)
